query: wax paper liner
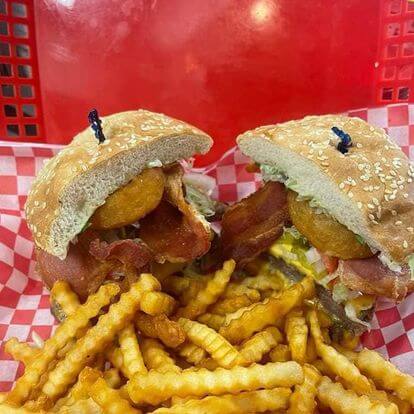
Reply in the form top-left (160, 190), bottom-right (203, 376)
top-left (0, 104), bottom-right (414, 390)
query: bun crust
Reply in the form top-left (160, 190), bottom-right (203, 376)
top-left (25, 109), bottom-right (213, 259)
top-left (237, 115), bottom-right (414, 264)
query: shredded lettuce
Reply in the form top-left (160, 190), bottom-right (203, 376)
top-left (147, 159), bottom-right (163, 168)
top-left (332, 282), bottom-right (359, 304)
top-left (378, 252), bottom-right (402, 273)
top-left (185, 184), bottom-right (217, 218)
top-left (355, 234), bottom-right (365, 245)
top-left (344, 302), bottom-right (371, 329)
top-left (284, 226), bottom-right (306, 241)
top-left (409, 254), bottom-right (414, 281)
top-left (260, 164), bottom-right (331, 215)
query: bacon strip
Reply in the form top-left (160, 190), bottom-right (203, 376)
top-left (337, 256), bottom-right (414, 301)
top-left (139, 164), bottom-right (212, 263)
top-left (89, 238), bottom-right (152, 269)
top-left (36, 230), bottom-right (113, 300)
top-left (36, 231), bottom-right (153, 300)
top-left (220, 181), bottom-right (289, 267)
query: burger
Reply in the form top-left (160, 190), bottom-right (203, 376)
top-left (25, 109), bottom-right (217, 301)
top-left (220, 115), bottom-right (414, 335)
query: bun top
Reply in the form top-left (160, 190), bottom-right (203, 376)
top-left (237, 115), bottom-right (414, 265)
top-left (25, 109), bottom-right (213, 259)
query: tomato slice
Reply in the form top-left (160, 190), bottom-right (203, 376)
top-left (320, 253), bottom-right (339, 274)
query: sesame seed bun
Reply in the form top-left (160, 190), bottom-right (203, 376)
top-left (25, 109), bottom-right (213, 259)
top-left (237, 115), bottom-right (414, 265)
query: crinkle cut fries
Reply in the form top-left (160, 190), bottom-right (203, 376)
top-left (1, 259), bottom-right (413, 414)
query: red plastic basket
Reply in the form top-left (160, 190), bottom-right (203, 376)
top-left (0, 0), bottom-right (414, 164)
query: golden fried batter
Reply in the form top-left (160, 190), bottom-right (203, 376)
top-left (287, 191), bottom-right (373, 260)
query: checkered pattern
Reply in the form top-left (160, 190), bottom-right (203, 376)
top-left (1, 105), bottom-right (414, 391)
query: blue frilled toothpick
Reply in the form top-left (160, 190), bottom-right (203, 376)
top-left (88, 109), bottom-right (106, 144)
top-left (332, 126), bottom-right (352, 154)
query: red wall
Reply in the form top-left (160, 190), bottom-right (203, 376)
top-left (36, 0), bottom-right (379, 164)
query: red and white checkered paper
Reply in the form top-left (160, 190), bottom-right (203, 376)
top-left (1, 104), bottom-right (414, 391)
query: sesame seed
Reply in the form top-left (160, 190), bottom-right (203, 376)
top-left (339, 183), bottom-right (345, 189)
top-left (348, 192), bottom-right (353, 198)
top-left (403, 240), bottom-right (408, 249)
top-left (408, 227), bottom-right (414, 233)
top-left (321, 162), bottom-right (329, 167)
top-left (356, 143), bottom-right (363, 148)
top-left (372, 198), bottom-right (379, 206)
top-left (391, 210), bottom-right (397, 216)
top-left (368, 203), bottom-right (375, 209)
top-left (357, 202), bottom-right (363, 209)
top-left (395, 221), bottom-right (402, 225)
top-left (368, 214), bottom-right (375, 221)
top-left (403, 193), bottom-right (409, 198)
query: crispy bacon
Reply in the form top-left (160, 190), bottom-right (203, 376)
top-left (337, 256), bottom-right (414, 301)
top-left (220, 181), bottom-right (289, 267)
top-left (89, 238), bottom-right (152, 269)
top-left (36, 231), bottom-right (153, 300)
top-left (139, 164), bottom-right (212, 263)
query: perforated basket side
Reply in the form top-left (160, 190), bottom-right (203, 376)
top-left (0, 0), bottom-right (43, 142)
top-left (376, 0), bottom-right (414, 103)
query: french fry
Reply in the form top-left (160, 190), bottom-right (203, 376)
top-left (223, 283), bottom-right (261, 301)
top-left (306, 336), bottom-right (318, 363)
top-left (0, 403), bottom-right (48, 413)
top-left (355, 348), bottom-right (414, 405)
top-left (135, 313), bottom-right (185, 348)
top-left (239, 327), bottom-right (283, 364)
top-left (141, 338), bottom-right (181, 374)
top-left (151, 388), bottom-right (292, 414)
top-left (126, 361), bottom-right (303, 405)
top-left (57, 398), bottom-right (102, 414)
top-left (175, 260), bottom-right (235, 320)
top-left (240, 273), bottom-right (285, 292)
top-left (176, 343), bottom-right (207, 365)
top-left (178, 318), bottom-right (247, 368)
top-left (208, 295), bottom-right (254, 316)
top-left (118, 324), bottom-right (147, 377)
top-left (340, 331), bottom-right (360, 351)
top-left (364, 384), bottom-right (412, 414)
top-left (140, 291), bottom-right (176, 316)
top-left (220, 277), bottom-right (314, 344)
top-left (285, 310), bottom-right (308, 363)
top-left (151, 261), bottom-right (185, 283)
top-left (308, 309), bottom-right (373, 395)
top-left (106, 346), bottom-right (129, 378)
top-left (197, 313), bottom-right (225, 331)
top-left (4, 338), bottom-right (39, 366)
top-left (288, 364), bottom-right (321, 414)
top-left (269, 344), bottom-right (291, 362)
top-left (42, 275), bottom-right (160, 401)
top-left (197, 358), bottom-right (219, 370)
top-left (6, 283), bottom-right (120, 407)
top-left (311, 359), bottom-right (336, 379)
top-left (51, 366), bottom-right (102, 411)
top-left (317, 376), bottom-right (398, 414)
top-left (161, 275), bottom-right (191, 297)
top-left (89, 377), bottom-right (141, 414)
top-left (103, 369), bottom-right (123, 389)
top-left (179, 279), bottom-right (207, 306)
top-left (50, 281), bottom-right (81, 319)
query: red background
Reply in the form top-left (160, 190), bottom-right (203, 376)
top-left (2, 1), bottom-right (414, 164)
top-left (34, 0), bottom-right (379, 164)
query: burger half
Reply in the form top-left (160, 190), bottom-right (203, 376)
top-left (221, 115), bottom-right (414, 335)
top-left (25, 109), bottom-right (216, 300)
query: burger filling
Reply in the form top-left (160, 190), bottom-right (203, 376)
top-left (36, 163), bottom-right (220, 299)
top-left (219, 163), bottom-right (414, 334)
